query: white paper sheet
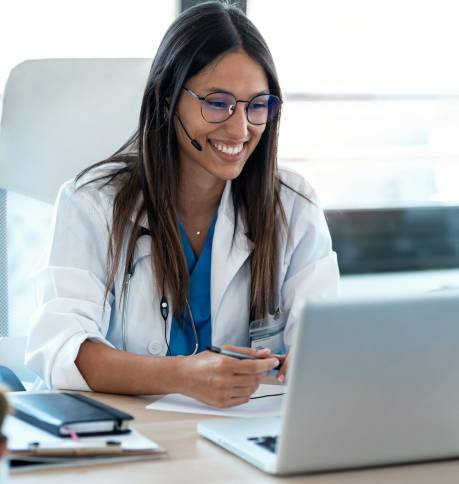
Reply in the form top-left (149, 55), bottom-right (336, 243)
top-left (250, 383), bottom-right (286, 399)
top-left (4, 416), bottom-right (159, 451)
top-left (146, 384), bottom-right (285, 417)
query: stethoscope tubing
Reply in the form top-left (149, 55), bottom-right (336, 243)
top-left (121, 230), bottom-right (199, 355)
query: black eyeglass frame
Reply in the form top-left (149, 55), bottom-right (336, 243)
top-left (182, 87), bottom-right (282, 125)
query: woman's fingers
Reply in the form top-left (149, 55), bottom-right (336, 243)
top-left (183, 350), bottom-right (284, 408)
top-left (230, 356), bottom-right (280, 375)
top-left (222, 344), bottom-right (272, 358)
top-left (231, 384), bottom-right (259, 399)
top-left (220, 345), bottom-right (289, 381)
top-left (276, 354), bottom-right (289, 383)
top-left (232, 373), bottom-right (262, 387)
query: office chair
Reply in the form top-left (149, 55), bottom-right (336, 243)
top-left (0, 58), bottom-right (151, 387)
top-left (0, 58), bottom-right (151, 203)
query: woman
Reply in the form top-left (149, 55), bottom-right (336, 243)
top-left (26, 1), bottom-right (339, 408)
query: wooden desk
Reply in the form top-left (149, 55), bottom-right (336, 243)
top-left (9, 392), bottom-right (459, 483)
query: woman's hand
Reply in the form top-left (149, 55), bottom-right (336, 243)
top-left (223, 344), bottom-right (289, 384)
top-left (276, 354), bottom-right (288, 383)
top-left (179, 348), bottom-right (280, 408)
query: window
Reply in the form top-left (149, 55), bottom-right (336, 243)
top-left (248, 0), bottom-right (459, 208)
top-left (6, 193), bottom-right (53, 336)
top-left (0, 0), bottom-right (175, 93)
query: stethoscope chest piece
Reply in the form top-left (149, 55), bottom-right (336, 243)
top-left (160, 296), bottom-right (169, 320)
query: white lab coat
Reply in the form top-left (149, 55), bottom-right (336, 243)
top-left (25, 168), bottom-right (339, 390)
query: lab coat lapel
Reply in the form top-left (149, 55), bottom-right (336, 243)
top-left (211, 181), bottom-right (254, 324)
top-left (128, 187), bottom-right (253, 323)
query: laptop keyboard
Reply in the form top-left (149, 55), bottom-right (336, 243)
top-left (248, 435), bottom-right (278, 453)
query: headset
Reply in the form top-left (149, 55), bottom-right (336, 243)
top-left (175, 113), bottom-right (203, 151)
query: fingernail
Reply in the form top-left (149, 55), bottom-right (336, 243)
top-left (278, 374), bottom-right (285, 383)
top-left (272, 359), bottom-right (280, 368)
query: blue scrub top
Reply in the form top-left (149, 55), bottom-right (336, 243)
top-left (168, 216), bottom-right (217, 356)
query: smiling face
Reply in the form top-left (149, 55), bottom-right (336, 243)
top-left (175, 50), bottom-right (269, 186)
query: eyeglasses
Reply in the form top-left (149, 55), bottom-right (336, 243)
top-left (183, 87), bottom-right (282, 125)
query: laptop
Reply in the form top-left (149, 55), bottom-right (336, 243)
top-left (198, 291), bottom-right (459, 475)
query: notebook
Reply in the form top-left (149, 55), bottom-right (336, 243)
top-left (8, 392), bottom-right (133, 437)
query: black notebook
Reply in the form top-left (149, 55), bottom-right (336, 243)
top-left (8, 392), bottom-right (134, 437)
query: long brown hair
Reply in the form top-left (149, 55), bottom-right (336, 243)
top-left (77, 1), bottom-right (290, 321)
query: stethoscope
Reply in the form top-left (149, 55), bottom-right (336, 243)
top-left (121, 227), bottom-right (199, 356)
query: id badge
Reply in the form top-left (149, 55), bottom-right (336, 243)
top-left (249, 309), bottom-right (287, 354)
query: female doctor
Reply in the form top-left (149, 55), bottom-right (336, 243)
top-left (26, 1), bottom-right (339, 408)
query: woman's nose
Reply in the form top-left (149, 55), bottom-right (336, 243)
top-left (224, 102), bottom-right (249, 138)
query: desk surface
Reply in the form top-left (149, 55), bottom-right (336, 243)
top-left (9, 392), bottom-right (459, 483)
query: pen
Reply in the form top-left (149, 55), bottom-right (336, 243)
top-left (207, 345), bottom-right (281, 370)
top-left (207, 345), bottom-right (258, 360)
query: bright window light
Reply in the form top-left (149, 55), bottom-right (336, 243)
top-left (0, 0), bottom-right (176, 91)
top-left (248, 0), bottom-right (459, 208)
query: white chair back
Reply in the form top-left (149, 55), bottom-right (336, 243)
top-left (0, 58), bottom-right (151, 204)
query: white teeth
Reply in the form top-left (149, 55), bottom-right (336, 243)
top-left (211, 142), bottom-right (244, 155)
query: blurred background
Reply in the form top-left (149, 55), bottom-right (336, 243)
top-left (1, 0), bottom-right (459, 337)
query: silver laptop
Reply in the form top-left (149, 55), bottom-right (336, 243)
top-left (198, 291), bottom-right (459, 475)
